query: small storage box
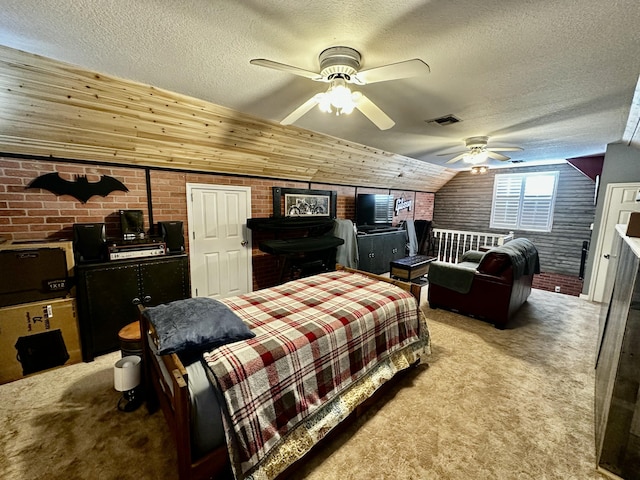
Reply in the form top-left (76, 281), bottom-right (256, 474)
top-left (627, 212), bottom-right (640, 238)
top-left (0, 298), bottom-right (81, 384)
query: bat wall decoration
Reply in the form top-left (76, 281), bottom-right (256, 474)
top-left (27, 173), bottom-right (129, 203)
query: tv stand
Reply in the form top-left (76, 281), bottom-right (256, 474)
top-left (356, 230), bottom-right (407, 274)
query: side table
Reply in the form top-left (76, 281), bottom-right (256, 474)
top-left (118, 321), bottom-right (143, 358)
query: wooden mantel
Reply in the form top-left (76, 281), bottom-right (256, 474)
top-left (0, 45), bottom-right (456, 192)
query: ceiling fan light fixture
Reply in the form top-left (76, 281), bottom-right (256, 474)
top-left (319, 77), bottom-right (357, 115)
top-left (463, 149), bottom-right (489, 164)
top-left (470, 165), bottom-right (489, 174)
top-left (317, 95), bottom-right (332, 113)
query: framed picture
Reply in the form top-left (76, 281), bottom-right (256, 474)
top-left (272, 187), bottom-right (337, 218)
top-left (284, 194), bottom-right (330, 217)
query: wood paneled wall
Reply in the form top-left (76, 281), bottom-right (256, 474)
top-left (0, 45), bottom-right (456, 192)
top-left (433, 163), bottom-right (596, 293)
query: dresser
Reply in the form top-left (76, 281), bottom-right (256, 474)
top-left (595, 225), bottom-right (640, 478)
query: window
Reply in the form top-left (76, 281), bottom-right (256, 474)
top-left (490, 171), bottom-right (559, 232)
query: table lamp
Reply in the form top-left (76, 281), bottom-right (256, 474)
top-left (114, 355), bottom-right (142, 412)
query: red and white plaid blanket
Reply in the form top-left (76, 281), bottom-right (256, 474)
top-left (203, 271), bottom-right (425, 479)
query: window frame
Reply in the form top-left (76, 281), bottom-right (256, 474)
top-left (490, 171), bottom-right (559, 232)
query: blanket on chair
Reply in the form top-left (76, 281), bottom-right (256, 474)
top-left (427, 261), bottom-right (478, 294)
top-left (487, 238), bottom-right (540, 279)
top-left (203, 271), bottom-right (427, 480)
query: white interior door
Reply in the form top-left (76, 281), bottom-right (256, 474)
top-left (187, 183), bottom-right (252, 299)
top-left (589, 182), bottom-right (640, 302)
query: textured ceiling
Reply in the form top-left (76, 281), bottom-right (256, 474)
top-left (0, 0), bottom-right (639, 170)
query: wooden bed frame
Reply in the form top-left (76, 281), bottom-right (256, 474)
top-left (139, 266), bottom-right (422, 480)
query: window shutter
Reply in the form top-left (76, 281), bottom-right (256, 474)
top-left (519, 173), bottom-right (557, 231)
top-left (491, 175), bottom-right (522, 229)
top-left (490, 171), bottom-right (558, 232)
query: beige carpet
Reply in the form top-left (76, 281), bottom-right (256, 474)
top-left (0, 288), bottom-right (607, 479)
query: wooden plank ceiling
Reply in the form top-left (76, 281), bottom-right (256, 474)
top-left (0, 46), bottom-right (456, 191)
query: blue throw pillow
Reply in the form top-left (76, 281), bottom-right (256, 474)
top-left (142, 297), bottom-right (255, 355)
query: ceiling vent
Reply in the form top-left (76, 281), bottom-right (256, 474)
top-left (426, 114), bottom-right (461, 126)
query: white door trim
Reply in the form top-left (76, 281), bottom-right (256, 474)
top-left (186, 183), bottom-right (252, 298)
top-left (588, 181), bottom-right (640, 301)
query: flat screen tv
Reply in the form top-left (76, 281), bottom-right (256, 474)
top-left (356, 194), bottom-right (394, 227)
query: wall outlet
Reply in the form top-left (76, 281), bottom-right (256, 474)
top-left (555, 286), bottom-right (561, 293)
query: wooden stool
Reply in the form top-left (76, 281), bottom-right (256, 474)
top-left (118, 321), bottom-right (143, 358)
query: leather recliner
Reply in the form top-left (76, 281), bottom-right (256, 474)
top-left (427, 238), bottom-right (540, 329)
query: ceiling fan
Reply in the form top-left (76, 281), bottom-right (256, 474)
top-left (250, 46), bottom-right (430, 130)
top-left (438, 136), bottom-right (524, 164)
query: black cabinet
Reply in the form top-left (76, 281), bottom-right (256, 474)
top-left (357, 230), bottom-right (407, 274)
top-left (76, 255), bottom-right (190, 361)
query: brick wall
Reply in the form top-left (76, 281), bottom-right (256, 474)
top-left (532, 272), bottom-right (584, 297)
top-left (0, 158), bottom-right (147, 241)
top-left (1, 156), bottom-right (436, 290)
top-left (414, 192), bottom-right (435, 219)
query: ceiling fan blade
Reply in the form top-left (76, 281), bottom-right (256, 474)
top-left (250, 59), bottom-right (324, 81)
top-left (487, 147), bottom-right (524, 152)
top-left (354, 93), bottom-right (395, 130)
top-left (486, 151), bottom-right (511, 161)
top-left (354, 59), bottom-right (430, 85)
top-left (280, 96), bottom-right (321, 125)
top-left (445, 153), bottom-right (467, 164)
top-left (437, 150), bottom-right (467, 157)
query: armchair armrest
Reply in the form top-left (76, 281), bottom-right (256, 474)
top-left (428, 261), bottom-right (477, 294)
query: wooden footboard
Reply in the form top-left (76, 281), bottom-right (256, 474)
top-left (139, 268), bottom-right (421, 480)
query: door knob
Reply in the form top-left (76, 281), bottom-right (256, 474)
top-left (241, 240), bottom-right (248, 246)
top-left (143, 295), bottom-right (152, 304)
top-left (603, 254), bottom-right (610, 259)
top-left (131, 297), bottom-right (141, 305)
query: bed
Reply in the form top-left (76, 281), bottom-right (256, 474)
top-left (139, 266), bottom-right (430, 480)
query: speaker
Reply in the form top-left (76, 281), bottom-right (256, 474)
top-left (0, 248), bottom-right (69, 307)
top-left (73, 223), bottom-right (106, 263)
top-left (159, 221), bottom-right (185, 253)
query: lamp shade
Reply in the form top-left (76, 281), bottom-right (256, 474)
top-left (113, 355), bottom-right (141, 392)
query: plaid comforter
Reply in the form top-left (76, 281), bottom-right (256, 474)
top-left (203, 270), bottom-right (427, 479)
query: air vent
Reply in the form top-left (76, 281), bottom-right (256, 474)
top-left (426, 114), bottom-right (461, 126)
top-left (510, 159), bottom-right (525, 164)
